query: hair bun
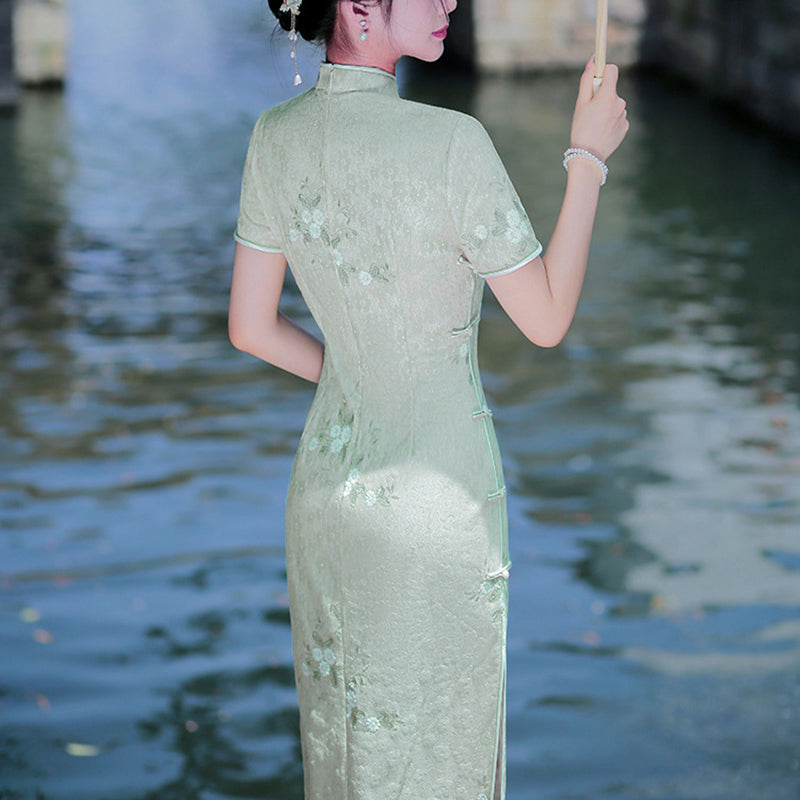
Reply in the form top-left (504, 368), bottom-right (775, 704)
top-left (268, 0), bottom-right (338, 46)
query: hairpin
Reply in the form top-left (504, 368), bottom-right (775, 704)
top-left (279, 0), bottom-right (303, 85)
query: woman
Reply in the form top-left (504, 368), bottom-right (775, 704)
top-left (228, 0), bottom-right (629, 797)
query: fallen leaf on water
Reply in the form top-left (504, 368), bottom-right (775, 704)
top-left (66, 742), bottom-right (100, 757)
top-left (36, 694), bottom-right (51, 710)
top-left (649, 594), bottom-right (667, 611)
top-left (20, 607), bottom-right (41, 623)
top-left (33, 628), bottom-right (54, 644)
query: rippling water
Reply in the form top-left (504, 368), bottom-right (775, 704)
top-left (1, 1), bottom-right (799, 798)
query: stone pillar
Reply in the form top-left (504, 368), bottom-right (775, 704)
top-left (472, 0), bottom-right (646, 73)
top-left (0, 0), bottom-right (18, 107)
top-left (13, 0), bottom-right (68, 86)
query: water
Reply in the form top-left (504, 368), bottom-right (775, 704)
top-left (1, 1), bottom-right (799, 798)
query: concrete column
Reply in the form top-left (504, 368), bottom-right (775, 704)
top-left (0, 0), bottom-right (18, 107)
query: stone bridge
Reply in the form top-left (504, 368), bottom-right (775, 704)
top-left (2, 0), bottom-right (799, 140)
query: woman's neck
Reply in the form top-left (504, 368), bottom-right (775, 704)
top-left (324, 48), bottom-right (398, 75)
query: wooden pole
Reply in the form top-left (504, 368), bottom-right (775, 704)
top-left (593, 0), bottom-right (608, 96)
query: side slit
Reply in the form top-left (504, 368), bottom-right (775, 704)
top-left (492, 654), bottom-right (507, 800)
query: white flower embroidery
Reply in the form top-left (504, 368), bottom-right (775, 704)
top-left (343, 467), bottom-right (360, 497)
top-left (332, 248), bottom-right (344, 266)
top-left (309, 643), bottom-right (336, 676)
top-left (307, 436), bottom-right (319, 451)
top-left (358, 270), bottom-right (373, 285)
top-left (474, 224), bottom-right (488, 240)
top-left (345, 660), bottom-right (402, 732)
top-left (364, 489), bottom-right (378, 507)
top-left (288, 227), bottom-right (299, 241)
top-left (328, 424), bottom-right (352, 453)
top-left (302, 207), bottom-right (325, 239)
top-left (504, 208), bottom-right (527, 244)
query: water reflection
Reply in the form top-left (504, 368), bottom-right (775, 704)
top-left (1, 0), bottom-right (799, 798)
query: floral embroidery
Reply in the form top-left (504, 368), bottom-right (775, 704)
top-left (345, 653), bottom-right (402, 733)
top-left (342, 466), bottom-right (396, 507)
top-left (502, 207), bottom-right (528, 244)
top-left (305, 407), bottom-right (355, 459)
top-left (303, 207), bottom-right (325, 239)
top-left (463, 189), bottom-right (533, 256)
top-left (468, 568), bottom-right (508, 624)
top-left (300, 629), bottom-right (402, 733)
top-left (338, 260), bottom-right (393, 287)
top-left (300, 609), bottom-right (342, 687)
top-left (290, 178), bottom-right (331, 245)
top-left (286, 177), bottom-right (397, 288)
top-left (304, 412), bottom-right (397, 506)
top-left (289, 179), bottom-right (361, 262)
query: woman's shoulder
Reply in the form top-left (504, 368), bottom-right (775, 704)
top-left (249, 93), bottom-right (306, 129)
top-left (397, 97), bottom-right (480, 130)
top-left (386, 98), bottom-right (495, 155)
top-left (246, 90), bottom-right (489, 152)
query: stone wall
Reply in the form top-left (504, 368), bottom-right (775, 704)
top-left (641, 0), bottom-right (800, 140)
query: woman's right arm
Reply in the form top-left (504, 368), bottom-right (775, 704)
top-left (228, 242), bottom-right (324, 383)
top-left (485, 57), bottom-right (629, 347)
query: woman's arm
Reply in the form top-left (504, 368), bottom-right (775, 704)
top-left (485, 58), bottom-right (629, 348)
top-left (228, 242), bottom-right (324, 383)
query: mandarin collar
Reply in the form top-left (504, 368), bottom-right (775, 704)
top-left (314, 61), bottom-right (399, 97)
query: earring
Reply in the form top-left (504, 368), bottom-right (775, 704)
top-left (280, 0), bottom-right (303, 85)
top-left (359, 19), bottom-right (368, 41)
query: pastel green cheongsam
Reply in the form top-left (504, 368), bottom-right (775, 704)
top-left (234, 60), bottom-right (542, 800)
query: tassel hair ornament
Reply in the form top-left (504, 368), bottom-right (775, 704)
top-left (280, 0), bottom-right (303, 85)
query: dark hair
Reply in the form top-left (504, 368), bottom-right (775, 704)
top-left (267, 0), bottom-right (394, 50)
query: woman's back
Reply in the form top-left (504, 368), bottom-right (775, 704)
top-left (236, 63), bottom-right (541, 398)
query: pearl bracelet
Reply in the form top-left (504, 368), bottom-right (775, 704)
top-left (563, 147), bottom-right (608, 186)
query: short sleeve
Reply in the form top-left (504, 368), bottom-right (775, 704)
top-left (446, 114), bottom-right (542, 278)
top-left (233, 112), bottom-right (283, 253)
